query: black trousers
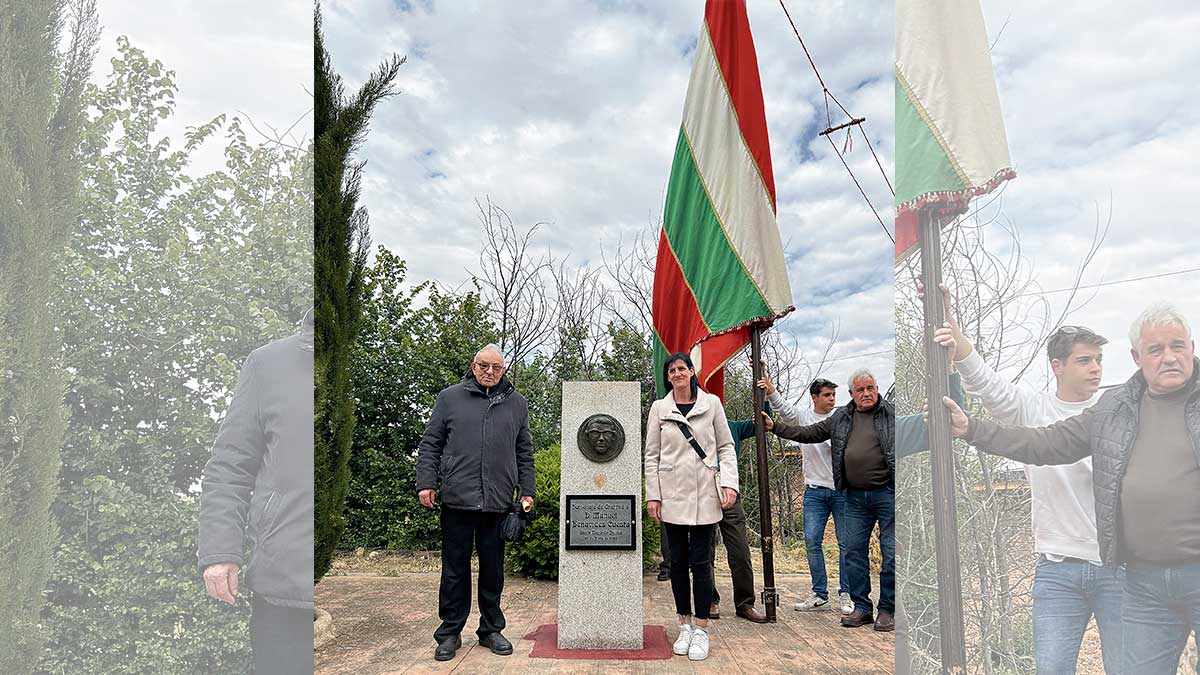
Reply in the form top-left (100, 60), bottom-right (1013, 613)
top-left (659, 524), bottom-right (671, 574)
top-left (663, 521), bottom-right (714, 620)
top-left (661, 498), bottom-right (756, 610)
top-left (250, 596), bottom-right (313, 675)
top-left (435, 507), bottom-right (506, 642)
top-left (708, 496), bottom-right (756, 610)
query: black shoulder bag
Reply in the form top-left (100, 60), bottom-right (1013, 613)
top-left (671, 419), bottom-right (721, 471)
top-left (671, 419), bottom-right (707, 459)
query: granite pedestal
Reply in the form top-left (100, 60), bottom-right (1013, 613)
top-left (557, 381), bottom-right (643, 649)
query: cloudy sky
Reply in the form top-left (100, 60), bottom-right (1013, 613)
top-left (92, 1), bottom-right (312, 177)
top-left (966, 0), bottom-right (1200, 390)
top-left (322, 0), bottom-right (896, 405)
top-left (89, 0), bottom-right (1200, 404)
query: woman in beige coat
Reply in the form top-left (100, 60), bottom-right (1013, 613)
top-left (645, 352), bottom-right (739, 661)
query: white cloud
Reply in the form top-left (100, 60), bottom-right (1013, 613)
top-left (966, 0), bottom-right (1200, 389)
top-left (324, 0), bottom-right (896, 399)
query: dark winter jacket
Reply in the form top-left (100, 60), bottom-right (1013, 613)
top-left (198, 312), bottom-right (314, 609)
top-left (966, 358), bottom-right (1200, 566)
top-left (771, 398), bottom-right (896, 490)
top-left (415, 372), bottom-right (536, 512)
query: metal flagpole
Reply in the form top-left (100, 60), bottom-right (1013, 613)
top-left (750, 323), bottom-right (778, 622)
top-left (918, 207), bottom-right (967, 672)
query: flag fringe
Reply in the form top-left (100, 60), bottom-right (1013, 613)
top-left (686, 305), bottom-right (795, 355)
top-left (895, 167), bottom-right (1017, 217)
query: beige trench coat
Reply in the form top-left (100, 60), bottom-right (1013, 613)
top-left (644, 389), bottom-right (739, 526)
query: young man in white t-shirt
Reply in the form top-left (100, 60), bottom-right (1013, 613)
top-left (765, 377), bottom-right (853, 615)
top-left (934, 296), bottom-right (1123, 674)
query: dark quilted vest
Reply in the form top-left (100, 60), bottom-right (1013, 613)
top-left (1087, 359), bottom-right (1200, 565)
top-left (828, 399), bottom-right (896, 490)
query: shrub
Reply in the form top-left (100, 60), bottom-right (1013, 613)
top-left (343, 448), bottom-right (441, 551)
top-left (507, 444), bottom-right (561, 579)
top-left (641, 499), bottom-right (662, 570)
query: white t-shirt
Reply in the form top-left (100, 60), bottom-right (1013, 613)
top-left (956, 350), bottom-right (1101, 563)
top-left (766, 391), bottom-right (836, 489)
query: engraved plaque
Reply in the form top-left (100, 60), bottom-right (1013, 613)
top-left (565, 495), bottom-right (636, 550)
top-left (576, 413), bottom-right (625, 463)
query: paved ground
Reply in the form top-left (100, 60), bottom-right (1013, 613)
top-left (315, 572), bottom-right (895, 674)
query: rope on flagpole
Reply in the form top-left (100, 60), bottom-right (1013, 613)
top-left (778, 0), bottom-right (896, 246)
top-left (825, 134), bottom-right (894, 244)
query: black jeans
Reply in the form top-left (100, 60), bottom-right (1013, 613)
top-left (435, 507), bottom-right (506, 642)
top-left (663, 521), bottom-right (714, 620)
top-left (707, 496), bottom-right (756, 610)
top-left (250, 596), bottom-right (313, 674)
top-left (659, 525), bottom-right (671, 574)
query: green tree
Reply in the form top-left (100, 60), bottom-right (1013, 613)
top-left (343, 248), bottom-right (498, 550)
top-left (40, 38), bottom-right (311, 672)
top-left (313, 7), bottom-right (403, 580)
top-left (598, 322), bottom-right (656, 422)
top-left (0, 2), bottom-right (98, 671)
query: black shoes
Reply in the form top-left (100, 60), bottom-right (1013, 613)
top-left (478, 632), bottom-right (514, 656)
top-left (434, 635), bottom-right (461, 661)
top-left (435, 632), bottom-right (512, 659)
top-left (656, 568), bottom-right (671, 581)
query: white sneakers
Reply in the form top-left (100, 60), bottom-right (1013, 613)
top-left (672, 623), bottom-right (694, 656)
top-left (793, 592), bottom-right (853, 615)
top-left (687, 627), bottom-right (710, 661)
top-left (794, 593), bottom-right (829, 611)
top-left (673, 623), bottom-right (710, 660)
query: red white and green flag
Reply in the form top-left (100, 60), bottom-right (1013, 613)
top-left (652, 0), bottom-right (793, 400)
top-left (895, 0), bottom-right (1016, 261)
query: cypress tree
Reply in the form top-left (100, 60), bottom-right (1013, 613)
top-left (0, 1), bottom-right (98, 670)
top-left (313, 6), bottom-right (403, 581)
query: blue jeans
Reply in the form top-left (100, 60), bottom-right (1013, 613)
top-left (842, 486), bottom-right (895, 614)
top-left (802, 485), bottom-right (847, 599)
top-left (1031, 556), bottom-right (1124, 674)
top-left (1122, 559), bottom-right (1200, 675)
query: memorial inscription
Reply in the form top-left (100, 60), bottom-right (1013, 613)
top-left (565, 495), bottom-right (636, 550)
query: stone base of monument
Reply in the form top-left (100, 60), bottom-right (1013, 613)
top-left (557, 381), bottom-right (644, 650)
top-left (523, 624), bottom-right (672, 660)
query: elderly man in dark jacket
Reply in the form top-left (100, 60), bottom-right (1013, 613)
top-left (763, 368), bottom-right (896, 631)
top-left (416, 344), bottom-right (536, 661)
top-left (198, 310), bottom-right (314, 675)
top-left (942, 305), bottom-right (1200, 674)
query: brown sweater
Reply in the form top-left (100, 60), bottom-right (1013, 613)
top-left (844, 409), bottom-right (891, 489)
top-left (1120, 386), bottom-right (1200, 562)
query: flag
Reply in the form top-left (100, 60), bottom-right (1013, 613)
top-left (652, 0), bottom-right (793, 400)
top-left (895, 0), bottom-right (1016, 261)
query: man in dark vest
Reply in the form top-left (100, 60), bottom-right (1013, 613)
top-left (940, 305), bottom-right (1200, 674)
top-left (763, 368), bottom-right (896, 631)
top-left (416, 344), bottom-right (535, 661)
